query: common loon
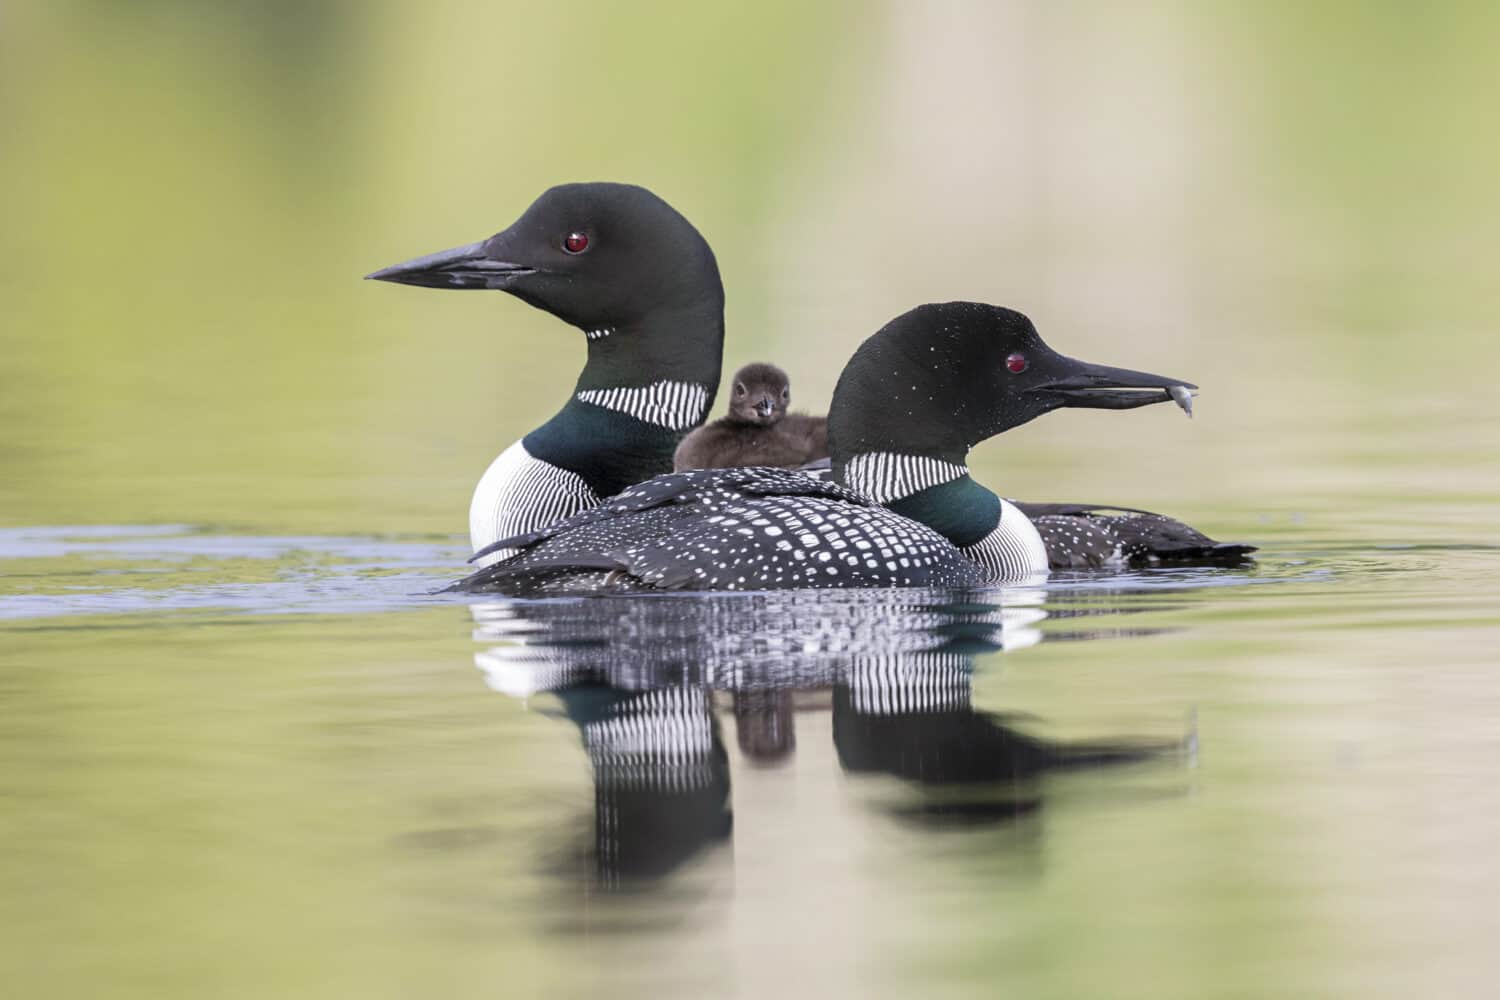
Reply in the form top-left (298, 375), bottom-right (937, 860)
top-left (673, 363), bottom-right (829, 471)
top-left (452, 302), bottom-right (1249, 595)
top-left (366, 183), bottom-right (724, 564)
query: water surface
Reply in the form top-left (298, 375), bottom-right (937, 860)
top-left (5, 512), bottom-right (1499, 999)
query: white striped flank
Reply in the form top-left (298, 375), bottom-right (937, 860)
top-left (960, 497), bottom-right (1049, 582)
top-left (584, 327), bottom-right (614, 341)
top-left (576, 380), bottom-right (710, 430)
top-left (469, 440), bottom-right (600, 565)
top-left (842, 452), bottom-right (968, 504)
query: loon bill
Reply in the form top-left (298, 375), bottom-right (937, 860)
top-left (449, 302), bottom-right (1254, 596)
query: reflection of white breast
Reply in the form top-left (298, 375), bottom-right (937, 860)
top-left (468, 440), bottom-right (600, 565)
top-left (959, 498), bottom-right (1049, 583)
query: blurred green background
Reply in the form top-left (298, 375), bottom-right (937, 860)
top-left (4, 0), bottom-right (1496, 536)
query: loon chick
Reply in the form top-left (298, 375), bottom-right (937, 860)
top-left (673, 363), bottom-right (829, 471)
top-left (367, 183), bottom-right (724, 564)
top-left (452, 302), bottom-right (1233, 595)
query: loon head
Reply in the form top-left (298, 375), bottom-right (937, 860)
top-left (828, 302), bottom-right (1196, 472)
top-left (726, 363), bottom-right (791, 426)
top-left (366, 182), bottom-right (724, 335)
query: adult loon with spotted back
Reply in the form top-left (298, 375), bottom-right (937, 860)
top-left (454, 302), bottom-right (1254, 595)
top-left (367, 183), bottom-right (723, 564)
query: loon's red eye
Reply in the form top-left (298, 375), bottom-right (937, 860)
top-left (563, 232), bottom-right (590, 254)
top-left (1006, 352), bottom-right (1028, 374)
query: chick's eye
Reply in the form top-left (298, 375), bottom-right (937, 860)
top-left (563, 231), bottom-right (590, 254)
top-left (734, 383), bottom-right (746, 396)
top-left (1006, 352), bottom-right (1028, 374)
top-left (781, 389), bottom-right (789, 400)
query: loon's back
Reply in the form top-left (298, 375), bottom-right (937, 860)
top-left (1012, 501), bottom-right (1256, 570)
top-left (449, 467), bottom-right (983, 597)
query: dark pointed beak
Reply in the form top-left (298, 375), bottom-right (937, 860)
top-left (364, 240), bottom-right (536, 290)
top-left (1040, 357), bottom-right (1197, 411)
top-left (754, 397), bottom-right (776, 419)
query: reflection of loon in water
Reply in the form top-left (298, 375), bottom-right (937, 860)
top-left (471, 589), bottom-right (1185, 888)
top-left (549, 682), bottom-right (732, 884)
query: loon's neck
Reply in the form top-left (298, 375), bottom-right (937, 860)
top-left (840, 452), bottom-right (1000, 547)
top-left (523, 302), bottom-right (723, 497)
top-left (839, 450), bottom-right (1048, 581)
top-left (574, 299), bottom-right (724, 392)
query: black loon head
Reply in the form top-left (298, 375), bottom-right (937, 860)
top-left (828, 302), bottom-right (1196, 475)
top-left (366, 182), bottom-right (725, 387)
top-left (726, 363), bottom-right (790, 426)
top-left (367, 182), bottom-right (722, 327)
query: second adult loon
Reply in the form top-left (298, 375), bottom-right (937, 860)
top-left (454, 302), bottom-right (1253, 595)
top-left (366, 183), bottom-right (724, 563)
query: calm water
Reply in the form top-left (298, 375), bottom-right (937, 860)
top-left (5, 496), bottom-right (1499, 999)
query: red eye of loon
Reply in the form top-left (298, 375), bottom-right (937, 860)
top-left (1006, 352), bottom-right (1028, 374)
top-left (563, 232), bottom-right (590, 254)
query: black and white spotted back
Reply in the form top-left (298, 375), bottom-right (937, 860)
top-left (451, 467), bottom-right (984, 596)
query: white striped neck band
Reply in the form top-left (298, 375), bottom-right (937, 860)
top-left (575, 380), bottom-right (711, 431)
top-left (584, 327), bottom-right (613, 341)
top-left (842, 452), bottom-right (968, 505)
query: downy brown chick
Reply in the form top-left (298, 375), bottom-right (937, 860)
top-left (673, 363), bottom-right (828, 471)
